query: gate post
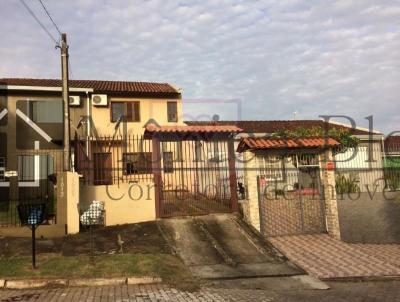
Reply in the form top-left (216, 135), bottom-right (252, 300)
top-left (228, 138), bottom-right (238, 212)
top-left (320, 149), bottom-right (341, 239)
top-left (56, 171), bottom-right (80, 234)
top-left (152, 136), bottom-right (162, 218)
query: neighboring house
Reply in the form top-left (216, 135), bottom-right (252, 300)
top-left (186, 120), bottom-right (386, 192)
top-left (187, 120), bottom-right (400, 244)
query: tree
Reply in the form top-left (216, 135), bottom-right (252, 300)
top-left (273, 126), bottom-right (359, 154)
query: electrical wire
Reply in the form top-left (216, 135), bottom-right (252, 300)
top-left (19, 0), bottom-right (59, 46)
top-left (37, 0), bottom-right (62, 35)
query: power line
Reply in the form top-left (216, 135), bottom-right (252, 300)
top-left (19, 0), bottom-right (59, 46)
top-left (37, 0), bottom-right (62, 35)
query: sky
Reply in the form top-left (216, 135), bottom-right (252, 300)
top-left (1, 0), bottom-right (399, 133)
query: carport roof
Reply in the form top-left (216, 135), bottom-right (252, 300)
top-left (237, 137), bottom-right (340, 152)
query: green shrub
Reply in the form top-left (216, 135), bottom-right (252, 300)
top-left (335, 174), bottom-right (360, 194)
top-left (384, 168), bottom-right (400, 191)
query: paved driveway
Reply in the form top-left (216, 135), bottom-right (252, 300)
top-left (269, 234), bottom-right (400, 279)
top-left (159, 214), bottom-right (302, 279)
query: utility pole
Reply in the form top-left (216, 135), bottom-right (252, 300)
top-left (61, 33), bottom-right (70, 171)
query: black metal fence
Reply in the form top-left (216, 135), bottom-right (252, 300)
top-left (334, 142), bottom-right (396, 193)
top-left (0, 149), bottom-right (64, 227)
top-left (0, 198), bottom-right (56, 227)
top-left (384, 137), bottom-right (400, 191)
top-left (74, 135), bottom-right (153, 185)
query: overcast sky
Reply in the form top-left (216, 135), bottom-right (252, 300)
top-left (1, 0), bottom-right (399, 133)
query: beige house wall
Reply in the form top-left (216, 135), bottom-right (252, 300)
top-left (91, 97), bottom-right (184, 136)
top-left (79, 181), bottom-right (156, 226)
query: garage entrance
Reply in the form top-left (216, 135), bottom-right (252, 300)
top-left (145, 124), bottom-right (241, 218)
top-left (159, 139), bottom-right (233, 217)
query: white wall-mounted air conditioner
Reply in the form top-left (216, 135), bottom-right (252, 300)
top-left (92, 94), bottom-right (108, 106)
top-left (69, 95), bottom-right (81, 106)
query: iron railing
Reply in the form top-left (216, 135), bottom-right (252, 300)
top-left (74, 135), bottom-right (154, 185)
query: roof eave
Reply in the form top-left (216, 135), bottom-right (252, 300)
top-left (0, 85), bottom-right (94, 93)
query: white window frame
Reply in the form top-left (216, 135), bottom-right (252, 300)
top-left (0, 157), bottom-right (5, 181)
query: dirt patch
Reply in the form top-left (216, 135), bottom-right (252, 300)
top-left (0, 222), bottom-right (172, 257)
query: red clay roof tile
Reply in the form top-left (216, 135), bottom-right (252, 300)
top-left (145, 124), bottom-right (242, 134)
top-left (185, 120), bottom-right (380, 135)
top-left (0, 78), bottom-right (180, 97)
top-left (237, 137), bottom-right (340, 152)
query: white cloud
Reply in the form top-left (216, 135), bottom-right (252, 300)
top-left (0, 0), bottom-right (399, 132)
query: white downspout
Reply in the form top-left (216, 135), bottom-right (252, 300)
top-left (86, 91), bottom-right (91, 157)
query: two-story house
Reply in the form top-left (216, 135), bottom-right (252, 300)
top-left (0, 78), bottom-right (183, 222)
top-left (0, 78), bottom-right (240, 229)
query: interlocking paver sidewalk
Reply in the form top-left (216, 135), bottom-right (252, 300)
top-left (0, 284), bottom-right (274, 302)
top-left (269, 234), bottom-right (400, 279)
top-left (1, 281), bottom-right (400, 302)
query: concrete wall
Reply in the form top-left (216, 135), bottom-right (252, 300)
top-left (79, 181), bottom-right (156, 226)
top-left (337, 191), bottom-right (400, 243)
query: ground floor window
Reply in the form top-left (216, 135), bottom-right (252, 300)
top-left (163, 152), bottom-right (174, 173)
top-left (18, 154), bottom-right (54, 182)
top-left (123, 152), bottom-right (152, 174)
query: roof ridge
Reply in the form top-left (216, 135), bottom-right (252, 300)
top-left (0, 77), bottom-right (171, 85)
top-left (185, 119), bottom-right (322, 122)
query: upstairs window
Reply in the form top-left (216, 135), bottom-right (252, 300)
top-left (111, 102), bottom-right (140, 122)
top-left (167, 102), bottom-right (178, 122)
top-left (28, 101), bottom-right (63, 123)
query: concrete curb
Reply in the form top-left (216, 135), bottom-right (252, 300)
top-left (6, 279), bottom-right (68, 289)
top-left (3, 276), bottom-right (162, 289)
top-left (321, 275), bottom-right (400, 282)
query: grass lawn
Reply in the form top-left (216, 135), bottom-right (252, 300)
top-left (0, 253), bottom-right (197, 290)
top-left (0, 222), bottom-right (198, 290)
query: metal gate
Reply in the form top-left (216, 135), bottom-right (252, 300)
top-left (257, 154), bottom-right (326, 237)
top-left (159, 139), bottom-right (234, 217)
top-left (0, 150), bottom-right (63, 226)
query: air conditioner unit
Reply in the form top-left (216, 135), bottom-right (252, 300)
top-left (92, 94), bottom-right (108, 106)
top-left (69, 95), bottom-right (81, 106)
